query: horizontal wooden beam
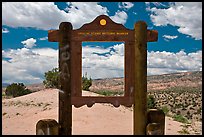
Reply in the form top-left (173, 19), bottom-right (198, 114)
top-left (48, 30), bottom-right (59, 42)
top-left (48, 29), bottom-right (158, 42)
top-left (147, 30), bottom-right (158, 42)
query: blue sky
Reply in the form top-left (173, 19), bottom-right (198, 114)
top-left (2, 2), bottom-right (202, 84)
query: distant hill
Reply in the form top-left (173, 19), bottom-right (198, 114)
top-left (90, 71), bottom-right (202, 123)
top-left (147, 71), bottom-right (202, 91)
top-left (26, 83), bottom-right (45, 92)
top-left (90, 71), bottom-right (202, 92)
top-left (2, 71), bottom-right (202, 91)
top-left (2, 71), bottom-right (202, 123)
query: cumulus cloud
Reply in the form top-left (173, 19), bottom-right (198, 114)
top-left (21, 38), bottom-right (37, 48)
top-left (64, 2), bottom-right (109, 28)
top-left (147, 2), bottom-right (202, 40)
top-left (82, 43), bottom-right (125, 79)
top-left (2, 28), bottom-right (9, 33)
top-left (110, 10), bottom-right (128, 25)
top-left (147, 50), bottom-right (202, 75)
top-left (2, 47), bottom-right (58, 84)
top-left (39, 37), bottom-right (48, 41)
top-left (163, 35), bottom-right (178, 41)
top-left (163, 35), bottom-right (178, 39)
top-left (82, 43), bottom-right (202, 79)
top-left (119, 2), bottom-right (134, 10)
top-left (145, 2), bottom-right (167, 9)
top-left (2, 2), bottom-right (66, 30)
top-left (2, 44), bottom-right (202, 84)
top-left (2, 2), bottom-right (128, 30)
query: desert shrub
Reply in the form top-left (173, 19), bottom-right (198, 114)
top-left (43, 68), bottom-right (60, 89)
top-left (5, 83), bottom-right (32, 97)
top-left (161, 106), bottom-right (169, 115)
top-left (178, 128), bottom-right (190, 134)
top-left (147, 95), bottom-right (156, 109)
top-left (173, 114), bottom-right (189, 123)
top-left (2, 92), bottom-right (5, 97)
top-left (95, 90), bottom-right (124, 96)
top-left (197, 107), bottom-right (202, 114)
top-left (43, 68), bottom-right (93, 91)
top-left (82, 74), bottom-right (92, 91)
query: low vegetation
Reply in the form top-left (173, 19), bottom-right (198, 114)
top-left (147, 95), bottom-right (156, 109)
top-left (161, 106), bottom-right (169, 115)
top-left (172, 114), bottom-right (189, 124)
top-left (43, 67), bottom-right (93, 91)
top-left (5, 83), bottom-right (32, 97)
top-left (43, 68), bottom-right (60, 89)
top-left (178, 128), bottom-right (190, 135)
top-left (148, 86), bottom-right (202, 123)
top-left (94, 90), bottom-right (124, 96)
top-left (82, 74), bottom-right (92, 91)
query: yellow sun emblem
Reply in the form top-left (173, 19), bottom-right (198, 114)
top-left (100, 19), bottom-right (106, 26)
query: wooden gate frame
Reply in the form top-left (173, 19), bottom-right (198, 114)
top-left (48, 15), bottom-right (159, 135)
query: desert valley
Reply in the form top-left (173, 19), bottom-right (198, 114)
top-left (2, 71), bottom-right (202, 135)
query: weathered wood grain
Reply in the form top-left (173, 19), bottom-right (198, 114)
top-left (58, 22), bottom-right (72, 135)
top-left (134, 21), bottom-right (147, 135)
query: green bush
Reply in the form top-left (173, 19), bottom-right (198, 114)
top-left (173, 114), bottom-right (189, 123)
top-left (95, 90), bottom-right (124, 96)
top-left (161, 106), bottom-right (169, 115)
top-left (177, 128), bottom-right (190, 134)
top-left (147, 95), bottom-right (156, 109)
top-left (43, 68), bottom-right (60, 89)
top-left (5, 83), bottom-right (32, 97)
top-left (82, 73), bottom-right (92, 91)
top-left (43, 68), bottom-right (93, 91)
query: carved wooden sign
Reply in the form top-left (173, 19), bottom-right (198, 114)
top-left (48, 15), bottom-right (159, 135)
top-left (48, 15), bottom-right (158, 108)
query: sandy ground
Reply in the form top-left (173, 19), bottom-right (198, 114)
top-left (2, 89), bottom-right (193, 135)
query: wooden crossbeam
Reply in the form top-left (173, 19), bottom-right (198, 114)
top-left (147, 30), bottom-right (158, 42)
top-left (48, 30), bottom-right (59, 42)
top-left (48, 29), bottom-right (158, 42)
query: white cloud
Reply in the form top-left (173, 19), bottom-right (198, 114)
top-left (64, 2), bottom-right (109, 28)
top-left (64, 2), bottom-right (128, 26)
top-left (2, 44), bottom-right (202, 84)
top-left (83, 44), bottom-right (202, 79)
top-left (2, 2), bottom-right (67, 30)
top-left (2, 47), bottom-right (58, 84)
top-left (145, 2), bottom-right (168, 11)
top-left (32, 48), bottom-right (58, 57)
top-left (119, 2), bottom-right (134, 10)
top-left (39, 37), bottom-right (48, 41)
top-left (2, 28), bottom-right (9, 33)
top-left (82, 43), bottom-right (125, 79)
top-left (147, 2), bottom-right (202, 40)
top-left (145, 2), bottom-right (167, 8)
top-left (110, 10), bottom-right (128, 25)
top-left (21, 38), bottom-right (37, 48)
top-left (163, 35), bottom-right (178, 39)
top-left (147, 50), bottom-right (202, 75)
top-left (2, 2), bottom-right (128, 30)
top-left (163, 35), bottom-right (178, 41)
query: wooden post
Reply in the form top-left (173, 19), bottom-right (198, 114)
top-left (146, 109), bottom-right (165, 135)
top-left (58, 22), bottom-right (72, 135)
top-left (134, 21), bottom-right (147, 135)
top-left (36, 119), bottom-right (60, 135)
top-left (146, 123), bottom-right (162, 135)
